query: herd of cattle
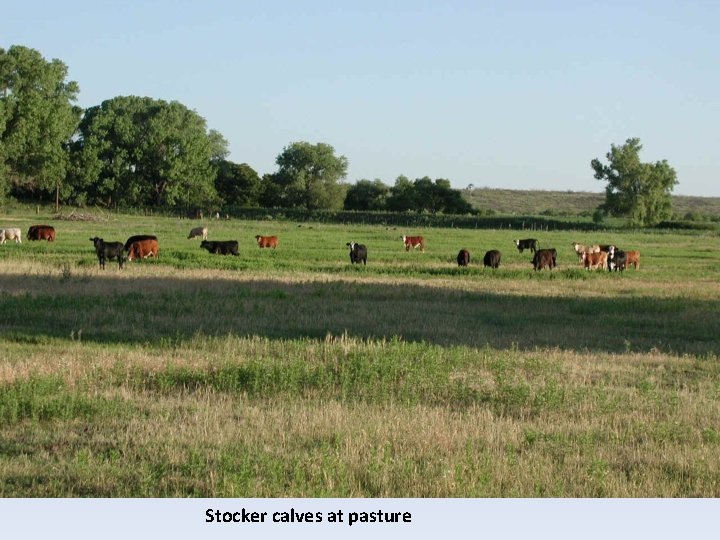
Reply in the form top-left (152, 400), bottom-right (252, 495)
top-left (0, 224), bottom-right (640, 273)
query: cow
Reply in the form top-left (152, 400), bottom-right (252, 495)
top-left (90, 237), bottom-right (125, 269)
top-left (625, 250), bottom-right (640, 270)
top-left (514, 238), bottom-right (538, 253)
top-left (402, 235), bottom-right (425, 252)
top-left (200, 240), bottom-right (239, 256)
top-left (456, 249), bottom-right (470, 267)
top-left (27, 225), bottom-right (55, 242)
top-left (607, 246), bottom-right (627, 272)
top-left (126, 238), bottom-right (159, 261)
top-left (483, 250), bottom-right (501, 269)
top-left (187, 226), bottom-right (208, 240)
top-left (532, 248), bottom-right (555, 271)
top-left (0, 227), bottom-right (22, 244)
top-left (572, 242), bottom-right (600, 263)
top-left (347, 242), bottom-right (367, 265)
top-left (124, 235), bottom-right (158, 252)
top-left (255, 235), bottom-right (279, 249)
top-left (581, 250), bottom-right (608, 270)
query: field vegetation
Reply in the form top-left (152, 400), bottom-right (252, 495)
top-left (1, 209), bottom-right (720, 496)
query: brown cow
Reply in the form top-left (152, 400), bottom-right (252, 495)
top-left (126, 238), bottom-right (159, 261)
top-left (456, 249), bottom-right (470, 267)
top-left (581, 250), bottom-right (608, 270)
top-left (402, 235), bottom-right (425, 252)
top-left (532, 249), bottom-right (555, 271)
top-left (625, 250), bottom-right (640, 269)
top-left (255, 235), bottom-right (279, 249)
top-left (27, 225), bottom-right (56, 242)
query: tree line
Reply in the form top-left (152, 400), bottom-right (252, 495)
top-left (1, 45), bottom-right (677, 225)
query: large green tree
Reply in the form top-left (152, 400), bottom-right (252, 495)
top-left (0, 45), bottom-right (81, 204)
top-left (591, 138), bottom-right (678, 226)
top-left (70, 96), bottom-right (226, 209)
top-left (263, 141), bottom-right (348, 210)
top-left (344, 179), bottom-right (389, 211)
top-left (215, 160), bottom-right (261, 207)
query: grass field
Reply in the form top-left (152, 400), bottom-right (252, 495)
top-left (1, 210), bottom-right (720, 496)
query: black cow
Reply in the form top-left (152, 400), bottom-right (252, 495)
top-left (483, 249), bottom-right (501, 269)
top-left (456, 249), bottom-right (470, 267)
top-left (200, 240), bottom-right (239, 256)
top-left (124, 234), bottom-right (158, 252)
top-left (346, 242), bottom-right (367, 265)
top-left (90, 237), bottom-right (125, 269)
top-left (608, 246), bottom-right (627, 272)
top-left (514, 238), bottom-right (539, 253)
top-left (532, 248), bottom-right (555, 271)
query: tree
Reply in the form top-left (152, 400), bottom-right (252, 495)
top-left (386, 175), bottom-right (416, 212)
top-left (215, 160), bottom-right (261, 207)
top-left (70, 96), bottom-right (225, 209)
top-left (0, 45), bottom-right (81, 206)
top-left (591, 138), bottom-right (677, 227)
top-left (265, 141), bottom-right (348, 210)
top-left (344, 179), bottom-right (389, 211)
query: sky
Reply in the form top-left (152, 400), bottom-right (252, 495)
top-left (4, 0), bottom-right (719, 196)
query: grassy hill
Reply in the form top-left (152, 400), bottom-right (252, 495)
top-left (463, 188), bottom-right (720, 218)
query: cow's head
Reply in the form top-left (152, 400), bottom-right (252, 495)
top-left (90, 237), bottom-right (103, 248)
top-left (347, 241), bottom-right (356, 250)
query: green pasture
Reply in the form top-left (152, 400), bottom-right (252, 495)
top-left (1, 211), bottom-right (720, 496)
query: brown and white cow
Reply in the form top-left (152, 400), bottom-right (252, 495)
top-left (402, 235), bottom-right (425, 252)
top-left (126, 238), bottom-right (159, 261)
top-left (27, 225), bottom-right (56, 242)
top-left (255, 235), bottom-right (279, 249)
top-left (572, 242), bottom-right (600, 263)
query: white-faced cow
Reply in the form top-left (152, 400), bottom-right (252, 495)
top-left (515, 238), bottom-right (538, 253)
top-left (347, 242), bottom-right (367, 265)
top-left (402, 235), bottom-right (425, 252)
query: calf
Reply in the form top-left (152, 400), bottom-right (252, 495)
top-left (532, 248), bottom-right (555, 271)
top-left (607, 247), bottom-right (627, 272)
top-left (187, 226), bottom-right (208, 240)
top-left (124, 234), bottom-right (158, 252)
top-left (402, 235), bottom-right (425, 251)
top-left (581, 250), bottom-right (608, 270)
top-left (515, 238), bottom-right (538, 253)
top-left (255, 235), bottom-right (279, 249)
top-left (90, 237), bottom-right (125, 269)
top-left (347, 242), bottom-right (367, 265)
top-left (483, 249), bottom-right (501, 269)
top-left (625, 250), bottom-right (640, 270)
top-left (126, 238), bottom-right (159, 261)
top-left (200, 240), bottom-right (239, 256)
top-left (572, 242), bottom-right (600, 262)
top-left (456, 249), bottom-right (470, 267)
top-left (27, 225), bottom-right (56, 241)
top-left (0, 228), bottom-right (22, 244)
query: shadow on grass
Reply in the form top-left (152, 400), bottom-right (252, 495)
top-left (0, 272), bottom-right (718, 356)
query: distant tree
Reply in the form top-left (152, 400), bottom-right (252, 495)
top-left (344, 179), bottom-right (389, 211)
top-left (386, 175), bottom-right (416, 212)
top-left (215, 160), bottom-right (261, 207)
top-left (265, 142), bottom-right (348, 210)
top-left (591, 138), bottom-right (677, 226)
top-left (0, 45), bottom-right (81, 206)
top-left (69, 96), bottom-right (224, 209)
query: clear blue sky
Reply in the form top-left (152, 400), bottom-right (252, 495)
top-left (4, 0), bottom-right (719, 196)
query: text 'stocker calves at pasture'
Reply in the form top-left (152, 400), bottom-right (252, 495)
top-left (346, 242), bottom-right (367, 265)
